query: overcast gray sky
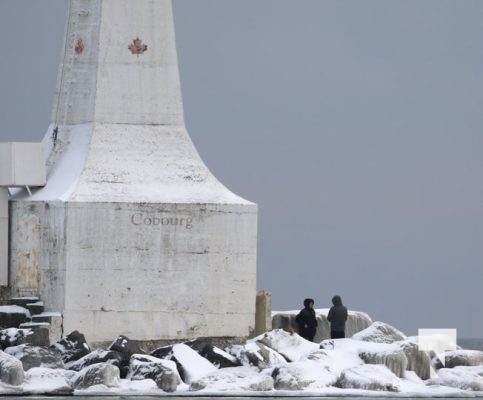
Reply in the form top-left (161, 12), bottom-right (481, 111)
top-left (1, 1), bottom-right (482, 338)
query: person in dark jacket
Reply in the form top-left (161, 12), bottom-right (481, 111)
top-left (327, 295), bottom-right (348, 339)
top-left (295, 298), bottom-right (318, 342)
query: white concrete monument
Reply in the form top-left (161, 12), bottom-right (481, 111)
top-left (7, 0), bottom-right (257, 343)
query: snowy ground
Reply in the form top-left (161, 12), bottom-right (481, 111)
top-left (0, 315), bottom-right (482, 397)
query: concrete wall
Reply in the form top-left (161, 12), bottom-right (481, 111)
top-left (0, 188), bottom-right (8, 286)
top-left (62, 202), bottom-right (257, 342)
top-left (255, 290), bottom-right (272, 335)
top-left (9, 201), bottom-right (67, 310)
top-left (52, 0), bottom-right (183, 127)
top-left (10, 199), bottom-right (257, 343)
top-left (8, 0), bottom-right (258, 343)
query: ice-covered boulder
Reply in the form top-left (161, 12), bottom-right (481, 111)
top-left (4, 344), bottom-right (64, 371)
top-left (127, 353), bottom-right (181, 392)
top-left (0, 328), bottom-right (32, 349)
top-left (321, 338), bottom-right (407, 378)
top-left (432, 350), bottom-right (483, 369)
top-left (171, 343), bottom-right (217, 384)
top-left (51, 330), bottom-right (90, 364)
top-left (337, 364), bottom-right (401, 392)
top-left (397, 337), bottom-right (432, 380)
top-left (0, 350), bottom-right (25, 385)
top-left (272, 309), bottom-right (372, 342)
top-left (190, 366), bottom-right (274, 392)
top-left (227, 342), bottom-right (287, 370)
top-left (430, 366), bottom-right (483, 391)
top-left (70, 362), bottom-right (120, 389)
top-left (359, 347), bottom-right (407, 378)
top-left (254, 329), bottom-right (319, 362)
top-left (23, 367), bottom-right (75, 395)
top-left (352, 321), bottom-right (406, 343)
top-left (272, 349), bottom-right (362, 390)
top-left (184, 338), bottom-right (240, 368)
top-left (68, 348), bottom-right (123, 371)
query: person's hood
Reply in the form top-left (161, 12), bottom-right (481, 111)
top-left (332, 295), bottom-right (343, 306)
top-left (303, 298), bottom-right (314, 308)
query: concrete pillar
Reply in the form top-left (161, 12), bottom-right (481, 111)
top-left (0, 188), bottom-right (8, 286)
top-left (9, 0), bottom-right (257, 343)
top-left (255, 290), bottom-right (272, 336)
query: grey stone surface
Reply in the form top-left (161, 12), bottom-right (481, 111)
top-left (127, 353), bottom-right (181, 392)
top-left (5, 344), bottom-right (64, 371)
top-left (184, 338), bottom-right (240, 368)
top-left (70, 362), bottom-right (120, 389)
top-left (52, 330), bottom-right (91, 364)
top-left (227, 342), bottom-right (287, 370)
top-left (0, 305), bottom-right (30, 329)
top-left (67, 348), bottom-right (123, 372)
top-left (18, 323), bottom-right (50, 347)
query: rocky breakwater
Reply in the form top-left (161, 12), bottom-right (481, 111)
top-left (0, 320), bottom-right (482, 395)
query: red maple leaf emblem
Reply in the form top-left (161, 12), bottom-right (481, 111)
top-left (128, 37), bottom-right (148, 55)
top-left (75, 38), bottom-right (85, 54)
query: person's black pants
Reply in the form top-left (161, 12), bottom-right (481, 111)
top-left (330, 330), bottom-right (345, 339)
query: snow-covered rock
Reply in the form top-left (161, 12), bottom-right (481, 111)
top-left (150, 344), bottom-right (172, 359)
top-left (337, 364), bottom-right (401, 391)
top-left (171, 343), bottom-right (217, 384)
top-left (4, 344), bottom-right (64, 371)
top-left (127, 353), bottom-right (181, 392)
top-left (253, 329), bottom-right (319, 362)
top-left (359, 346), bottom-right (407, 378)
top-left (23, 367), bottom-right (75, 394)
top-left (108, 335), bottom-right (145, 378)
top-left (321, 338), bottom-right (407, 378)
top-left (0, 305), bottom-right (31, 329)
top-left (272, 349), bottom-right (362, 390)
top-left (0, 328), bottom-right (31, 350)
top-left (433, 349), bottom-right (483, 369)
top-left (430, 366), bottom-right (483, 391)
top-left (51, 330), bottom-right (90, 364)
top-left (190, 366), bottom-right (274, 392)
top-left (227, 341), bottom-right (287, 369)
top-left (68, 348), bottom-right (123, 371)
top-left (70, 362), bottom-right (120, 389)
top-left (272, 309), bottom-right (372, 342)
top-left (352, 321), bottom-right (407, 343)
top-left (0, 350), bottom-right (25, 385)
top-left (397, 337), bottom-right (432, 379)
top-left (184, 338), bottom-right (240, 368)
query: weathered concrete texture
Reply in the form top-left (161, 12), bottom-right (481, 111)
top-left (255, 291), bottom-right (272, 336)
top-left (9, 0), bottom-right (257, 344)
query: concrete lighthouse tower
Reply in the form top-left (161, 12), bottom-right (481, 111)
top-left (8, 0), bottom-right (257, 343)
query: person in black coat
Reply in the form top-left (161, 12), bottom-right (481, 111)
top-left (295, 298), bottom-right (318, 342)
top-left (327, 295), bottom-right (348, 339)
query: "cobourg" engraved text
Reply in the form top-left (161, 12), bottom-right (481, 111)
top-left (131, 213), bottom-right (193, 229)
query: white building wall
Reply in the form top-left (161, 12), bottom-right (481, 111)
top-left (61, 202), bottom-right (257, 342)
top-left (9, 0), bottom-right (258, 343)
